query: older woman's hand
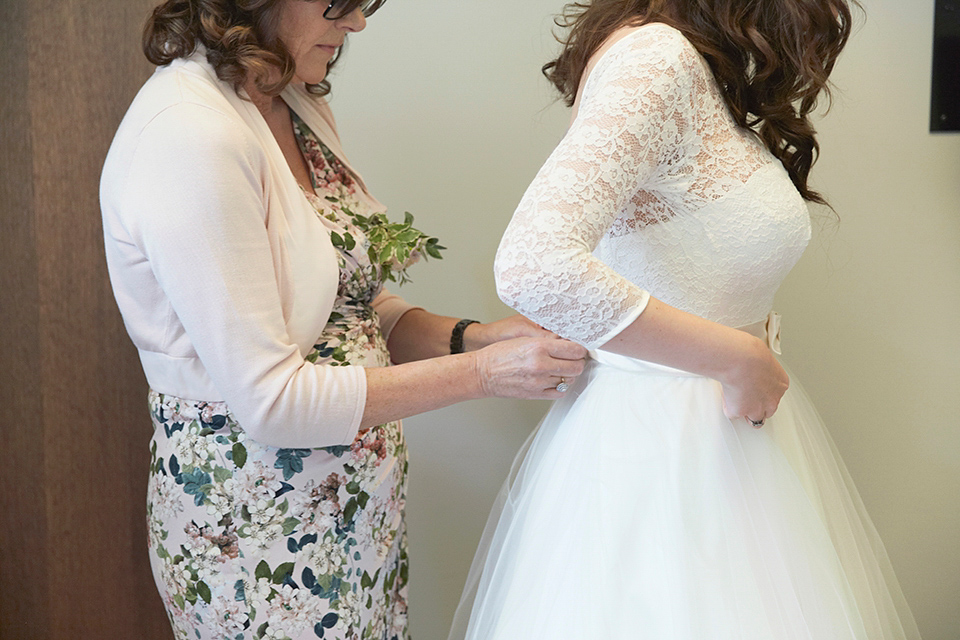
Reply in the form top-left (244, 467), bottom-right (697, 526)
top-left (473, 336), bottom-right (587, 400)
top-left (464, 315), bottom-right (559, 351)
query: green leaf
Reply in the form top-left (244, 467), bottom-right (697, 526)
top-left (343, 497), bottom-right (358, 524)
top-left (213, 467), bottom-right (232, 484)
top-left (343, 233), bottom-right (356, 250)
top-left (385, 567), bottom-right (397, 590)
top-left (330, 231), bottom-right (344, 248)
top-left (345, 481), bottom-right (361, 495)
top-left (403, 211), bottom-right (414, 225)
top-left (356, 491), bottom-right (369, 509)
top-left (232, 443), bottom-right (247, 468)
top-left (272, 562), bottom-right (296, 584)
top-left (393, 245), bottom-right (411, 264)
top-left (255, 560), bottom-right (271, 581)
top-left (196, 580), bottom-right (212, 604)
top-left (397, 229), bottom-right (420, 243)
top-left (281, 516), bottom-right (299, 536)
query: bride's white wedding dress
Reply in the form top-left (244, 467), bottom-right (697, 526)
top-left (449, 24), bottom-right (921, 640)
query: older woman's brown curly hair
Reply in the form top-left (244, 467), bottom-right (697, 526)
top-left (143, 0), bottom-right (381, 97)
top-left (543, 0), bottom-right (858, 205)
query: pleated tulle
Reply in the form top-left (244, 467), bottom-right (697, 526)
top-left (449, 353), bottom-right (921, 640)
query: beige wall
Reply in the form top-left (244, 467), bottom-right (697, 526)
top-left (332, 1), bottom-right (959, 639)
top-left (778, 2), bottom-right (960, 638)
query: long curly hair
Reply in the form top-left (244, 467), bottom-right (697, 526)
top-left (543, 0), bottom-right (856, 204)
top-left (142, 0), bottom-right (381, 97)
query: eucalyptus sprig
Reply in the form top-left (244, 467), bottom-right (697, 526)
top-left (329, 209), bottom-right (444, 285)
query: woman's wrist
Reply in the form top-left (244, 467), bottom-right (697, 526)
top-left (460, 321), bottom-right (490, 352)
top-left (710, 331), bottom-right (770, 385)
top-left (463, 349), bottom-right (489, 399)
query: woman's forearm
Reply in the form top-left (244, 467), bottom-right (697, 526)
top-left (361, 336), bottom-right (587, 429)
top-left (600, 297), bottom-right (788, 422)
top-left (601, 297), bottom-right (766, 379)
top-left (361, 351), bottom-right (482, 428)
top-left (385, 309), bottom-right (533, 363)
top-left (385, 309), bottom-right (478, 362)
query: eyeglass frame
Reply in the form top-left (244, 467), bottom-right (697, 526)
top-left (323, 0), bottom-right (380, 21)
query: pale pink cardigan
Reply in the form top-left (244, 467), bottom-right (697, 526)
top-left (100, 51), bottom-right (417, 448)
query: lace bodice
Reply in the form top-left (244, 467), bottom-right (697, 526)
top-left (494, 24), bottom-right (811, 349)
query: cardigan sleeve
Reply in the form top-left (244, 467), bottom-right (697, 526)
top-left (118, 101), bottom-right (365, 448)
top-left (372, 290), bottom-right (421, 341)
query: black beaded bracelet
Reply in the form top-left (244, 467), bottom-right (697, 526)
top-left (450, 319), bottom-right (480, 354)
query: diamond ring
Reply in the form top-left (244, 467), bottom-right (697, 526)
top-left (555, 377), bottom-right (569, 393)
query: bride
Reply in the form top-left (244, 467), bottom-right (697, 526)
top-left (449, 1), bottom-right (923, 638)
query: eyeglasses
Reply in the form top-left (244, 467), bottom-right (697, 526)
top-left (323, 0), bottom-right (384, 20)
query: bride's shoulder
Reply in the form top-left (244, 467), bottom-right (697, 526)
top-left (594, 22), bottom-right (700, 72)
top-left (571, 22), bottom-right (705, 118)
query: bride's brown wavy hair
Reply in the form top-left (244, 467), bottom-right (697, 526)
top-left (543, 0), bottom-right (856, 204)
top-left (143, 0), bottom-right (382, 97)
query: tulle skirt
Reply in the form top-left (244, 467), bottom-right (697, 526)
top-left (449, 349), bottom-right (921, 640)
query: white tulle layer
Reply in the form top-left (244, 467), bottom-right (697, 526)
top-left (449, 352), bottom-right (921, 640)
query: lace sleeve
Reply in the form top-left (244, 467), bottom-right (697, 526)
top-left (494, 27), bottom-right (697, 348)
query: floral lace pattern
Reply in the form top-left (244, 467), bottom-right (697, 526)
top-left (494, 24), bottom-right (811, 348)
top-left (146, 111), bottom-right (428, 640)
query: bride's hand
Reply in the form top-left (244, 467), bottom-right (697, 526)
top-left (717, 335), bottom-right (789, 427)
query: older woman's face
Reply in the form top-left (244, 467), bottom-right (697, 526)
top-left (277, 0), bottom-right (367, 85)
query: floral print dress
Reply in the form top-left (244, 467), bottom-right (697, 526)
top-left (146, 110), bottom-right (428, 640)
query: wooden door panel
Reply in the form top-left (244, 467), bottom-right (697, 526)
top-left (1, 0), bottom-right (173, 637)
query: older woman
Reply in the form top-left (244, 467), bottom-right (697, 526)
top-left (99, 0), bottom-right (586, 638)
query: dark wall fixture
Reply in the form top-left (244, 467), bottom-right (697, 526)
top-left (932, 0), bottom-right (960, 132)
